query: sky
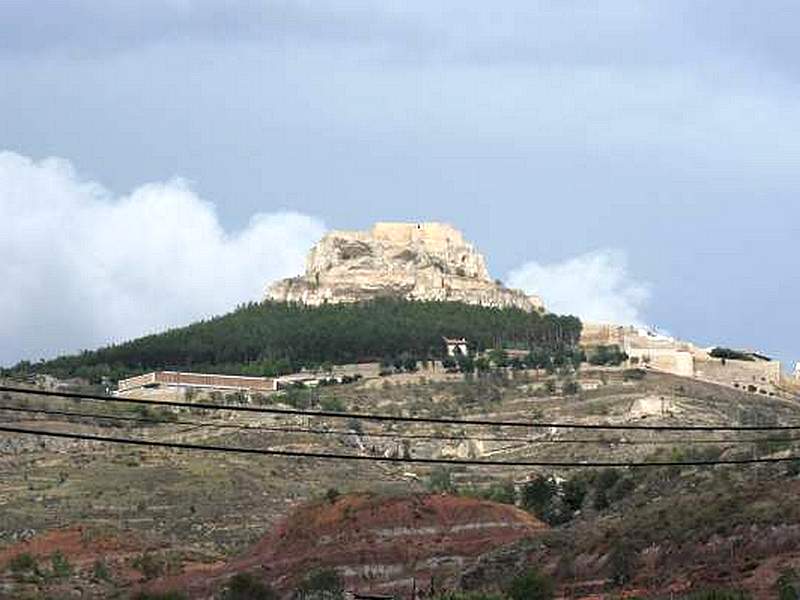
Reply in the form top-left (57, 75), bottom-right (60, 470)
top-left (1, 1), bottom-right (798, 369)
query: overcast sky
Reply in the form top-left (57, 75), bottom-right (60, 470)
top-left (1, 1), bottom-right (799, 368)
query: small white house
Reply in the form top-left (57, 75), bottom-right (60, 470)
top-left (443, 337), bottom-right (469, 357)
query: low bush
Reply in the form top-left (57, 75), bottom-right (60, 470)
top-left (222, 572), bottom-right (278, 600)
top-left (133, 592), bottom-right (187, 600)
top-left (506, 569), bottom-right (554, 600)
top-left (294, 568), bottom-right (344, 600)
top-left (50, 550), bottom-right (72, 579)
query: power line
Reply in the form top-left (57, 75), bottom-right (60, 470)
top-left (2, 384), bottom-right (799, 432)
top-left (4, 404), bottom-right (800, 446)
top-left (1, 424), bottom-right (799, 468)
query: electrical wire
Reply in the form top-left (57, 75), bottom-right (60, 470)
top-left (3, 404), bottom-right (800, 446)
top-left (3, 424), bottom-right (800, 468)
top-left (2, 385), bottom-right (798, 432)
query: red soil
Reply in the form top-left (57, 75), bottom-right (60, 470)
top-left (148, 493), bottom-right (547, 598)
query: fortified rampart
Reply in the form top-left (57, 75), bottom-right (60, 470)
top-left (581, 322), bottom-right (784, 394)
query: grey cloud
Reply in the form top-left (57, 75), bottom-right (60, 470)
top-left (4, 1), bottom-right (800, 76)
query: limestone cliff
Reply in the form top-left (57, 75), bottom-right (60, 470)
top-left (266, 222), bottom-right (544, 311)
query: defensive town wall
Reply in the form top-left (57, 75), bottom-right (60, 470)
top-left (694, 357), bottom-right (782, 388)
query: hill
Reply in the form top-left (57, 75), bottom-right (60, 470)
top-left (2, 370), bottom-right (800, 598)
top-left (5, 299), bottom-right (582, 383)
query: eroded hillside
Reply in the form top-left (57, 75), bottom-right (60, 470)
top-left (2, 370), bottom-right (800, 598)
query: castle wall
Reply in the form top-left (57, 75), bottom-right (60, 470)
top-left (627, 347), bottom-right (695, 378)
top-left (694, 357), bottom-right (782, 389)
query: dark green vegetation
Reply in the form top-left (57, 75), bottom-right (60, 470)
top-left (710, 347), bottom-right (756, 362)
top-left (5, 299), bottom-right (581, 383)
top-left (435, 569), bottom-right (554, 600)
top-left (5, 551), bottom-right (73, 585)
top-left (222, 572), bottom-right (278, 600)
top-left (294, 568), bottom-right (345, 600)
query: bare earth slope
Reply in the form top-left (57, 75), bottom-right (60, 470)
top-left (145, 493), bottom-right (546, 598)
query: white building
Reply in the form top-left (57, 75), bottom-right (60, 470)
top-left (443, 337), bottom-right (469, 357)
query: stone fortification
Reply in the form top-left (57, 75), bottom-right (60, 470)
top-left (267, 222), bottom-right (544, 311)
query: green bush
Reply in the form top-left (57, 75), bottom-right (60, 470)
top-left (133, 592), bottom-right (187, 600)
top-left (92, 558), bottom-right (112, 582)
top-left (777, 569), bottom-right (799, 600)
top-left (7, 552), bottom-right (37, 574)
top-left (562, 476), bottom-right (589, 513)
top-left (132, 552), bottom-right (165, 580)
top-left (562, 380), bottom-right (580, 395)
top-left (709, 348), bottom-right (754, 362)
top-left (522, 476), bottom-right (555, 516)
top-left (222, 572), bottom-right (278, 600)
top-left (588, 345), bottom-right (628, 367)
top-left (50, 550), bottom-right (72, 579)
top-left (427, 467), bottom-right (457, 494)
top-left (679, 590), bottom-right (750, 600)
top-left (435, 593), bottom-right (507, 600)
top-left (622, 368), bottom-right (647, 381)
top-left (294, 568), bottom-right (344, 600)
top-left (319, 396), bottom-right (346, 412)
top-left (608, 541), bottom-right (637, 586)
top-left (506, 569), bottom-right (554, 600)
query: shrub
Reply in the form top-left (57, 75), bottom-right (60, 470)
top-left (608, 541), bottom-right (637, 586)
top-left (133, 592), bottom-right (187, 600)
top-left (50, 550), bottom-right (72, 579)
top-left (710, 348), bottom-right (754, 362)
top-left (222, 572), bottom-right (278, 600)
top-left (562, 476), bottom-right (589, 513)
top-left (522, 476), bottom-right (556, 516)
top-left (132, 552), bottom-right (165, 580)
top-left (562, 380), bottom-right (580, 395)
top-left (346, 418), bottom-right (364, 435)
top-left (320, 396), bottom-right (346, 412)
top-left (427, 467), bottom-right (457, 494)
top-left (588, 345), bottom-right (628, 367)
top-left (623, 368), bottom-right (647, 381)
top-left (507, 569), bottom-right (554, 600)
top-left (7, 552), bottom-right (39, 580)
top-left (435, 594), bottom-right (506, 600)
top-left (7, 552), bottom-right (36, 573)
top-left (777, 569), bottom-right (800, 600)
top-left (294, 568), bottom-right (344, 600)
top-left (92, 558), bottom-right (112, 582)
top-left (679, 590), bottom-right (751, 600)
top-left (484, 481), bottom-right (516, 505)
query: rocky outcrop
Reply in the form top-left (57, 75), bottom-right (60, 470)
top-left (267, 222), bottom-right (544, 311)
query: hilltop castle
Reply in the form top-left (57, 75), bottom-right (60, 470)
top-left (266, 222), bottom-right (544, 312)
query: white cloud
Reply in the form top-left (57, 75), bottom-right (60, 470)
top-left (0, 151), bottom-right (325, 365)
top-left (508, 250), bottom-right (650, 326)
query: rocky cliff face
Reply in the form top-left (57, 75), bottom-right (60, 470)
top-left (267, 222), bottom-right (543, 311)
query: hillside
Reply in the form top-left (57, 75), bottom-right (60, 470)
top-left (5, 299), bottom-right (581, 383)
top-left (2, 369), bottom-right (800, 598)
